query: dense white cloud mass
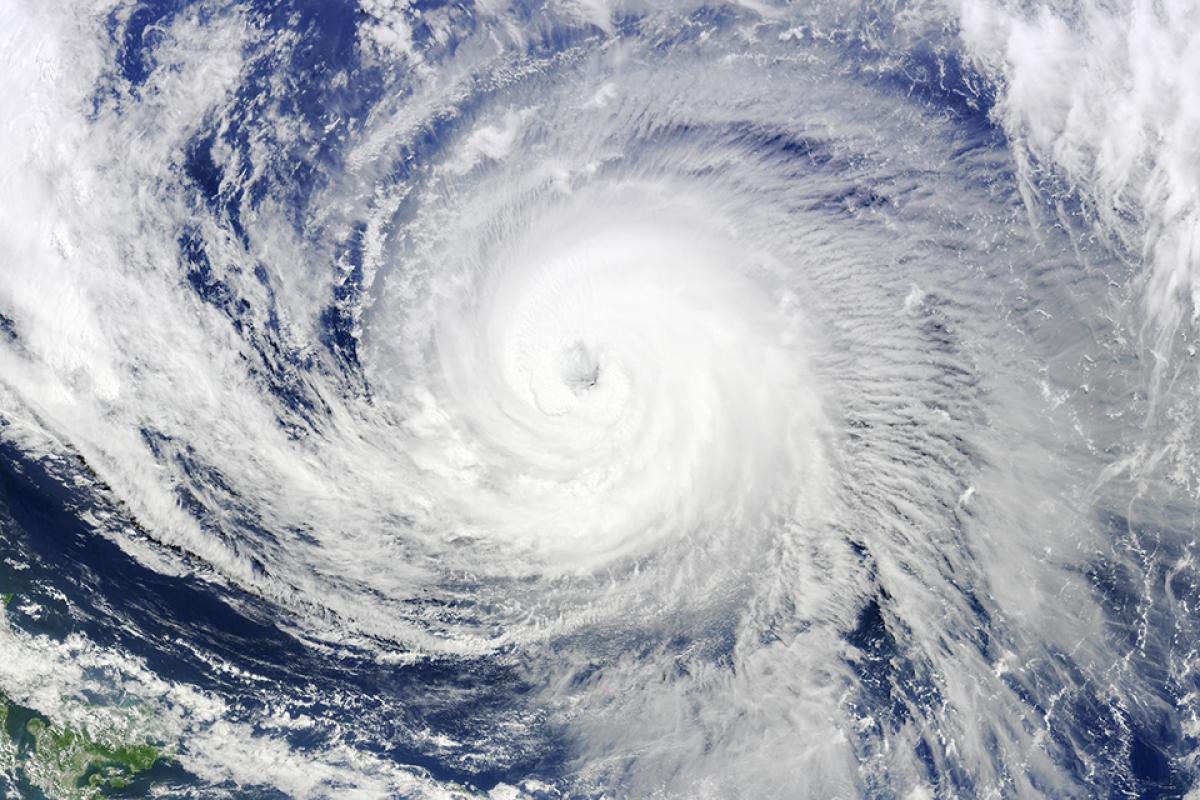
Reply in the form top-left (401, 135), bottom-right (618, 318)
top-left (0, 0), bottom-right (1198, 797)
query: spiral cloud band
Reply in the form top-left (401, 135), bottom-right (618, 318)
top-left (0, 0), bottom-right (1198, 798)
top-left (391, 184), bottom-right (827, 568)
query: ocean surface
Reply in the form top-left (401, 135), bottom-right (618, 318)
top-left (1, 0), bottom-right (1199, 797)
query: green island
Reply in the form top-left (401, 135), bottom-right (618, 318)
top-left (0, 688), bottom-right (167, 797)
top-left (0, 592), bottom-right (171, 797)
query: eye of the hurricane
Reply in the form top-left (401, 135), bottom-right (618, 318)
top-left (526, 339), bottom-right (602, 414)
top-left (378, 189), bottom-right (832, 570)
top-left (559, 341), bottom-right (599, 392)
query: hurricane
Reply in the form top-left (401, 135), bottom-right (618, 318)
top-left (0, 0), bottom-right (1198, 797)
